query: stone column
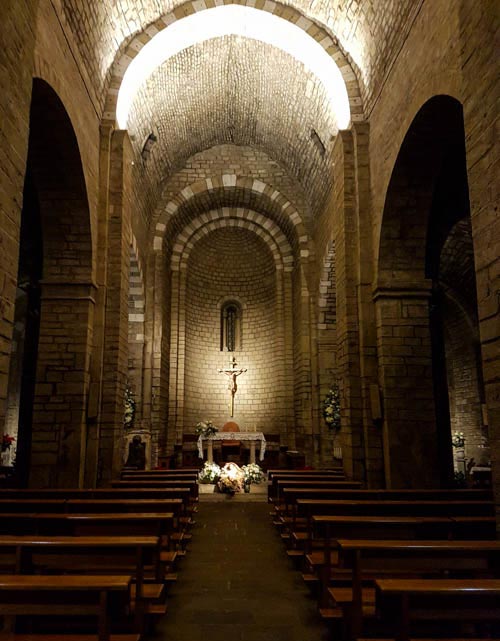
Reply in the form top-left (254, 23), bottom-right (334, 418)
top-left (98, 130), bottom-right (132, 485)
top-left (374, 286), bottom-right (440, 488)
top-left (459, 0), bottom-right (500, 532)
top-left (0, 0), bottom-right (39, 433)
top-left (332, 132), bottom-right (365, 481)
top-left (31, 281), bottom-right (95, 487)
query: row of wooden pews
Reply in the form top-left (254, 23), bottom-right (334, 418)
top-left (270, 469), bottom-right (500, 641)
top-left (0, 468), bottom-right (200, 640)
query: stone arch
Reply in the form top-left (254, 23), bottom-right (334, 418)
top-left (154, 175), bottom-right (309, 257)
top-left (375, 95), bottom-right (484, 489)
top-left (5, 78), bottom-right (94, 488)
top-left (171, 209), bottom-right (294, 273)
top-left (167, 217), bottom-right (294, 450)
top-left (102, 0), bottom-right (364, 126)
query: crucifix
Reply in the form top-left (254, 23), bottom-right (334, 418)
top-left (218, 356), bottom-right (247, 417)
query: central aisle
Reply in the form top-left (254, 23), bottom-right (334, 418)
top-left (152, 501), bottom-right (329, 641)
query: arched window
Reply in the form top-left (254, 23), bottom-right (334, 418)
top-left (221, 301), bottom-right (242, 351)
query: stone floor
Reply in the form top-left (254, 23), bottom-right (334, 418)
top-left (150, 501), bottom-right (329, 641)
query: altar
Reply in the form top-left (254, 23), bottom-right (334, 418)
top-left (197, 432), bottom-right (266, 464)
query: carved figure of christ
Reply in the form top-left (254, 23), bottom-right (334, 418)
top-left (218, 357), bottom-right (247, 417)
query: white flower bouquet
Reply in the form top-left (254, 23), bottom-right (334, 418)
top-left (323, 385), bottom-right (341, 430)
top-left (452, 431), bottom-right (465, 448)
top-left (195, 420), bottom-right (219, 437)
top-left (198, 461), bottom-right (221, 484)
top-left (242, 463), bottom-right (264, 485)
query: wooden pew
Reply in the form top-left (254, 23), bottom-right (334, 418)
top-left (303, 515), bottom-right (454, 588)
top-left (267, 469), bottom-right (345, 479)
top-left (372, 578), bottom-right (500, 641)
top-left (0, 574), bottom-right (137, 641)
top-left (331, 540), bottom-right (500, 639)
top-left (66, 496), bottom-right (190, 516)
top-left (274, 480), bottom-right (362, 507)
top-left (110, 480), bottom-right (198, 500)
top-left (278, 488), bottom-right (492, 520)
top-left (0, 514), bottom-right (180, 583)
top-left (268, 474), bottom-right (347, 500)
top-left (121, 468), bottom-right (199, 477)
top-left (0, 535), bottom-right (163, 613)
top-left (120, 472), bottom-right (198, 483)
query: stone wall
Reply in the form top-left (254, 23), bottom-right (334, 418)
top-left (182, 226), bottom-right (286, 433)
top-left (0, 0), bottom-right (40, 435)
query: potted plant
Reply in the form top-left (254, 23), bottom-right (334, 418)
top-left (198, 461), bottom-right (221, 493)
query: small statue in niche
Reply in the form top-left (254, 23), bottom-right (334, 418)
top-left (125, 434), bottom-right (146, 470)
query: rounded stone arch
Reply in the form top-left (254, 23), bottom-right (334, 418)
top-left (6, 78), bottom-right (94, 488)
top-left (170, 209), bottom-right (294, 273)
top-left (154, 175), bottom-right (310, 257)
top-left (102, 0), bottom-right (364, 125)
top-left (374, 94), bottom-right (484, 490)
top-left (376, 95), bottom-right (467, 288)
top-left (166, 214), bottom-right (295, 450)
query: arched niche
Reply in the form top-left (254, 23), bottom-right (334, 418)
top-left (375, 95), bottom-right (486, 488)
top-left (3, 78), bottom-right (94, 488)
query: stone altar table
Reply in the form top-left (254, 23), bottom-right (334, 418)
top-left (197, 432), bottom-right (266, 463)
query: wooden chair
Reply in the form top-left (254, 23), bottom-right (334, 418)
top-left (221, 421), bottom-right (243, 464)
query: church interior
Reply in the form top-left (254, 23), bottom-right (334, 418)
top-left (0, 0), bottom-right (498, 639)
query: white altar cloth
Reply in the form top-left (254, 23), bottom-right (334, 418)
top-left (197, 432), bottom-right (266, 461)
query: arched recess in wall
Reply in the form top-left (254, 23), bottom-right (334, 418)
top-left (376, 95), bottom-right (486, 489)
top-left (3, 78), bottom-right (93, 488)
top-left (127, 241), bottom-right (145, 427)
top-left (149, 180), bottom-right (305, 458)
top-left (166, 211), bottom-right (295, 452)
top-left (103, 1), bottom-right (364, 128)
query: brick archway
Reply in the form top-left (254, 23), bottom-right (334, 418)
top-left (103, 0), bottom-right (363, 126)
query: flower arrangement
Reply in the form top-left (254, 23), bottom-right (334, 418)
top-left (195, 420), bottom-right (218, 437)
top-left (217, 462), bottom-right (244, 494)
top-left (242, 463), bottom-right (264, 485)
top-left (123, 383), bottom-right (136, 429)
top-left (323, 385), bottom-right (341, 430)
top-left (198, 461), bottom-right (221, 484)
top-left (452, 431), bottom-right (465, 448)
top-left (1, 434), bottom-right (15, 452)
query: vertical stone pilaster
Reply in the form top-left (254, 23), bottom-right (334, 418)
top-left (84, 124), bottom-right (113, 488)
top-left (98, 130), bottom-right (132, 484)
top-left (459, 0), bottom-right (500, 534)
top-left (31, 282), bottom-right (95, 487)
top-left (352, 123), bottom-right (383, 487)
top-left (374, 288), bottom-right (440, 488)
top-left (0, 0), bottom-right (39, 433)
top-left (333, 131), bottom-right (365, 481)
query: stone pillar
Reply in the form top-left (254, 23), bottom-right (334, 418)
top-left (84, 124), bottom-right (113, 488)
top-left (0, 0), bottom-right (39, 433)
top-left (332, 132), bottom-right (365, 481)
top-left (31, 281), bottom-right (95, 487)
top-left (352, 124), bottom-right (384, 487)
top-left (374, 287), bottom-right (440, 488)
top-left (98, 130), bottom-right (132, 485)
top-left (459, 0), bottom-right (500, 532)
